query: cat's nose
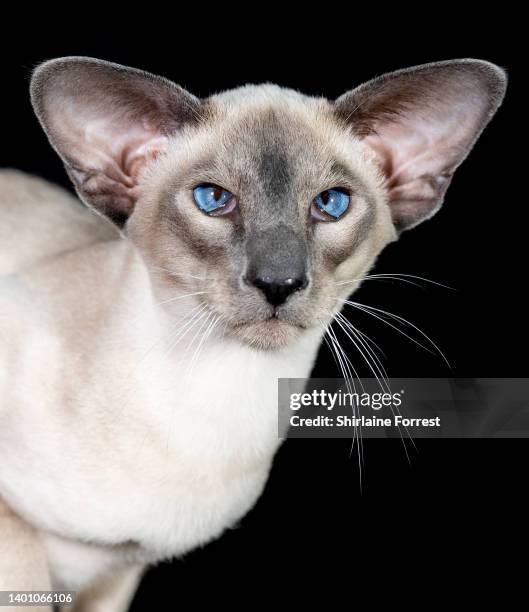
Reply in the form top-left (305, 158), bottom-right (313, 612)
top-left (250, 275), bottom-right (308, 307)
top-left (244, 224), bottom-right (308, 307)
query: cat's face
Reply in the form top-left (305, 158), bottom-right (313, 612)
top-left (31, 58), bottom-right (506, 349)
top-left (128, 91), bottom-right (394, 348)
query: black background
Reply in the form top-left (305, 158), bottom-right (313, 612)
top-left (1, 20), bottom-right (524, 604)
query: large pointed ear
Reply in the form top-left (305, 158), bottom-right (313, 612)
top-left (335, 59), bottom-right (507, 231)
top-left (30, 57), bottom-right (202, 227)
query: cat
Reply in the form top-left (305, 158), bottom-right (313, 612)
top-left (0, 57), bottom-right (506, 611)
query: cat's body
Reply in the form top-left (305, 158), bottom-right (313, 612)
top-left (0, 58), bottom-right (505, 610)
top-left (0, 169), bottom-right (320, 594)
top-left (0, 170), bottom-right (116, 274)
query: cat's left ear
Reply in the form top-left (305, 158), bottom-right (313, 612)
top-left (31, 57), bottom-right (202, 227)
top-left (335, 59), bottom-right (507, 231)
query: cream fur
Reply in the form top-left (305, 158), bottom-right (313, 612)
top-left (0, 56), bottom-right (505, 611)
top-left (0, 172), bottom-right (335, 598)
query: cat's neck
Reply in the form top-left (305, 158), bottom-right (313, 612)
top-left (99, 246), bottom-right (323, 419)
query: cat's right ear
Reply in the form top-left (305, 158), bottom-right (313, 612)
top-left (30, 57), bottom-right (202, 227)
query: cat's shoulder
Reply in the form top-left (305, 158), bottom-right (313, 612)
top-left (0, 169), bottom-right (118, 276)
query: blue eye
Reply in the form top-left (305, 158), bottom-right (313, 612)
top-left (313, 189), bottom-right (350, 220)
top-left (193, 184), bottom-right (233, 214)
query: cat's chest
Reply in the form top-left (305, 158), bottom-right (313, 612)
top-left (0, 337), bottom-right (313, 560)
top-left (92, 358), bottom-right (282, 557)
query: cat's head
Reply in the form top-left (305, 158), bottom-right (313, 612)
top-left (31, 57), bottom-right (506, 349)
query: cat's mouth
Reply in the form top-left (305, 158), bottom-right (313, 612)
top-left (267, 312), bottom-right (306, 328)
top-left (233, 315), bottom-right (305, 331)
top-left (229, 312), bottom-right (307, 349)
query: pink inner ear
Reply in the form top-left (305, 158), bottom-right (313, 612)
top-left (365, 107), bottom-right (475, 188)
top-left (121, 135), bottom-right (168, 182)
top-left (83, 117), bottom-right (168, 187)
top-left (56, 109), bottom-right (170, 224)
top-left (361, 101), bottom-right (488, 229)
top-left (61, 114), bottom-right (170, 221)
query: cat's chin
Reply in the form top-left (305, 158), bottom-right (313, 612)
top-left (232, 317), bottom-right (305, 350)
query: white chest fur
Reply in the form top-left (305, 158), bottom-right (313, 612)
top-left (0, 260), bottom-right (321, 586)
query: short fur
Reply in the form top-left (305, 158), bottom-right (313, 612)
top-left (0, 58), bottom-right (506, 611)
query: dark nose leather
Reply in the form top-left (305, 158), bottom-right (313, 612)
top-left (245, 224), bottom-right (308, 307)
top-left (250, 275), bottom-right (307, 307)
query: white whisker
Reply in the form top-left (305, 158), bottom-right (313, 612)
top-left (321, 321), bottom-right (364, 487)
top-left (186, 313), bottom-right (219, 379)
top-left (162, 304), bottom-right (209, 361)
top-left (181, 308), bottom-right (213, 364)
top-left (336, 273), bottom-right (454, 290)
top-left (145, 265), bottom-right (209, 282)
top-left (339, 313), bottom-right (415, 456)
top-left (156, 291), bottom-right (208, 307)
top-left (345, 300), bottom-right (450, 368)
top-left (334, 312), bottom-right (389, 393)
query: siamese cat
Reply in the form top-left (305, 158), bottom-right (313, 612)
top-left (0, 57), bottom-right (505, 611)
